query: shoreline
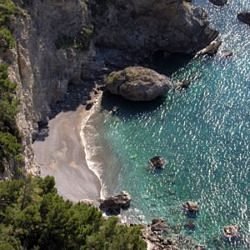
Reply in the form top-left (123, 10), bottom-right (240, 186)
top-left (32, 92), bottom-right (103, 202)
top-left (80, 93), bottom-right (107, 200)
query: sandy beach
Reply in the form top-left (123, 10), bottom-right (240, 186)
top-left (32, 105), bottom-right (101, 202)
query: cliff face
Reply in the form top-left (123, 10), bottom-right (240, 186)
top-left (92, 0), bottom-right (218, 57)
top-left (3, 0), bottom-right (218, 175)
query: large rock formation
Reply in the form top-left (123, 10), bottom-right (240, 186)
top-left (92, 0), bottom-right (218, 57)
top-left (105, 66), bottom-right (172, 101)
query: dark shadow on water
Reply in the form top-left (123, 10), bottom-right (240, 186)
top-left (148, 52), bottom-right (193, 76)
top-left (101, 91), bottom-right (165, 117)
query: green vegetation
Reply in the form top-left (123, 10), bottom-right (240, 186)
top-left (0, 176), bottom-right (147, 249)
top-left (0, 64), bottom-right (22, 173)
top-left (55, 26), bottom-right (94, 50)
top-left (0, 0), bottom-right (16, 51)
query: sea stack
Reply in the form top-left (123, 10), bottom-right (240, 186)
top-left (105, 67), bottom-right (172, 101)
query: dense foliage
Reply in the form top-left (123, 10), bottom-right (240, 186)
top-left (0, 176), bottom-right (147, 250)
top-left (0, 0), bottom-right (16, 51)
top-left (0, 64), bottom-right (22, 173)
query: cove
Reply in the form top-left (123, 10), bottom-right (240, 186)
top-left (100, 0), bottom-right (250, 248)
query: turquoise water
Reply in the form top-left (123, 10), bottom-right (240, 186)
top-left (102, 1), bottom-right (249, 248)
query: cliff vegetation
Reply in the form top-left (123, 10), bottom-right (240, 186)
top-left (0, 176), bottom-right (146, 249)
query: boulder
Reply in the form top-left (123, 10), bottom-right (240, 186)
top-left (149, 156), bottom-right (166, 170)
top-left (195, 38), bottom-right (222, 57)
top-left (237, 12), bottom-right (250, 25)
top-left (183, 201), bottom-right (199, 217)
top-left (223, 225), bottom-right (240, 240)
top-left (151, 219), bottom-right (168, 233)
top-left (220, 49), bottom-right (233, 58)
top-left (99, 191), bottom-right (131, 215)
top-left (105, 66), bottom-right (172, 101)
top-left (209, 0), bottom-right (227, 6)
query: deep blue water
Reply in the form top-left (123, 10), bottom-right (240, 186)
top-left (102, 1), bottom-right (250, 248)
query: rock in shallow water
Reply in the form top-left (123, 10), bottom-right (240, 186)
top-left (149, 156), bottom-right (166, 170)
top-left (105, 66), bottom-right (172, 101)
top-left (195, 38), bottom-right (222, 58)
top-left (183, 201), bottom-right (199, 217)
top-left (223, 225), bottom-right (241, 241)
top-left (99, 191), bottom-right (131, 215)
top-left (237, 12), bottom-right (250, 25)
top-left (209, 0), bottom-right (227, 6)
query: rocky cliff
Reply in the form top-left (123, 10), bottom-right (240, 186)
top-left (1, 0), bottom-right (218, 175)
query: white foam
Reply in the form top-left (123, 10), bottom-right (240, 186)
top-left (79, 93), bottom-right (107, 200)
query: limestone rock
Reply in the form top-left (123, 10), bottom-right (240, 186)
top-left (223, 225), bottom-right (240, 240)
top-left (105, 67), bottom-right (172, 101)
top-left (237, 12), bottom-right (250, 25)
top-left (209, 0), bottom-right (227, 6)
top-left (99, 191), bottom-right (131, 215)
top-left (92, 0), bottom-right (219, 57)
top-left (195, 38), bottom-right (222, 57)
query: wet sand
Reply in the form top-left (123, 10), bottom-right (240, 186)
top-left (32, 105), bottom-right (101, 202)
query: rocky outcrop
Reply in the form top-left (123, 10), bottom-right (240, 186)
top-left (237, 12), bottom-right (250, 25)
top-left (195, 38), bottom-right (222, 57)
top-left (209, 0), bottom-right (227, 6)
top-left (143, 219), bottom-right (204, 250)
top-left (92, 0), bottom-right (218, 58)
top-left (105, 66), bottom-right (172, 101)
top-left (99, 191), bottom-right (131, 215)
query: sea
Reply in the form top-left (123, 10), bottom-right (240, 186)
top-left (84, 1), bottom-right (250, 249)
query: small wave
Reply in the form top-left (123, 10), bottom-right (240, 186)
top-left (80, 93), bottom-right (108, 200)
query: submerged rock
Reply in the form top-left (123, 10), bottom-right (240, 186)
top-left (183, 201), bottom-right (199, 216)
top-left (105, 67), bottom-right (172, 101)
top-left (184, 221), bottom-right (196, 231)
top-left (99, 191), bottom-right (131, 215)
top-left (220, 49), bottom-right (233, 58)
top-left (209, 0), bottom-right (227, 6)
top-left (175, 80), bottom-right (191, 91)
top-left (223, 225), bottom-right (241, 241)
top-left (237, 12), bottom-right (250, 25)
top-left (195, 38), bottom-right (222, 57)
top-left (149, 156), bottom-right (166, 170)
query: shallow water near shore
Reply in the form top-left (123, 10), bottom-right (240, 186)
top-left (98, 1), bottom-right (250, 248)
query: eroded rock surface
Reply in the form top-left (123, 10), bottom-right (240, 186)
top-left (92, 0), bottom-right (218, 57)
top-left (105, 66), bottom-right (172, 101)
